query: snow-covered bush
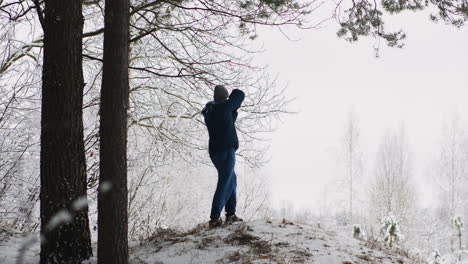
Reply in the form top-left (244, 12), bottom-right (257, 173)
top-left (380, 213), bottom-right (402, 248)
top-left (353, 224), bottom-right (362, 239)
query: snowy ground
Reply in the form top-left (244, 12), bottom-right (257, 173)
top-left (0, 226), bottom-right (40, 264)
top-left (1, 219), bottom-right (427, 264)
top-left (130, 219), bottom-right (426, 264)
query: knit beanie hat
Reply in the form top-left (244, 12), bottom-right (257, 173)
top-left (214, 85), bottom-right (229, 102)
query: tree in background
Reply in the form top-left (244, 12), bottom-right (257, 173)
top-left (434, 113), bottom-right (467, 220)
top-left (0, 75), bottom-right (38, 231)
top-left (97, 0), bottom-right (130, 262)
top-left (0, 1), bottom-right (45, 232)
top-left (429, 113), bottom-right (468, 254)
top-left (370, 126), bottom-right (414, 223)
top-left (342, 107), bottom-right (362, 223)
top-left (40, 0), bottom-right (92, 263)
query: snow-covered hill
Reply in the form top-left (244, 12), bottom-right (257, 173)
top-left (131, 219), bottom-right (424, 264)
top-left (1, 219), bottom-right (426, 264)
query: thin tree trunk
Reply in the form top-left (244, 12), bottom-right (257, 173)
top-left (349, 137), bottom-right (353, 224)
top-left (97, 0), bottom-right (130, 262)
top-left (40, 0), bottom-right (92, 263)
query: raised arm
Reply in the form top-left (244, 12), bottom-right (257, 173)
top-left (226, 89), bottom-right (245, 112)
top-left (232, 110), bottom-right (238, 122)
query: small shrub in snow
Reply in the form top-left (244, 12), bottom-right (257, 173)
top-left (353, 224), bottom-right (362, 239)
top-left (427, 250), bottom-right (442, 264)
top-left (380, 213), bottom-right (401, 248)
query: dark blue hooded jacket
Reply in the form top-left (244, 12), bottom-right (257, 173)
top-left (202, 89), bottom-right (245, 153)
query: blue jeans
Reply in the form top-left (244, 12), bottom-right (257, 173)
top-left (209, 148), bottom-right (237, 219)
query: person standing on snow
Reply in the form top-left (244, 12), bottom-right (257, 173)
top-left (202, 85), bottom-right (245, 228)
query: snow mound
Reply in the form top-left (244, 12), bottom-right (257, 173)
top-left (130, 219), bottom-right (424, 264)
top-left (0, 219), bottom-right (425, 264)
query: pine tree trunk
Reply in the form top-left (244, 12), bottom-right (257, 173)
top-left (97, 0), bottom-right (130, 263)
top-left (40, 0), bottom-right (92, 263)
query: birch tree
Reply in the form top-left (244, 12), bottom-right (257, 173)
top-left (434, 113), bottom-right (467, 220)
top-left (370, 126), bottom-right (415, 223)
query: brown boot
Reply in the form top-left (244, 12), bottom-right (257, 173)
top-left (225, 214), bottom-right (243, 223)
top-left (209, 218), bottom-right (223, 228)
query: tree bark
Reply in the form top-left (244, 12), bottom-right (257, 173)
top-left (97, 0), bottom-right (130, 263)
top-left (40, 0), bottom-right (92, 263)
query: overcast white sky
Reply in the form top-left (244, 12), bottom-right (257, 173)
top-left (249, 9), bottom-right (468, 212)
